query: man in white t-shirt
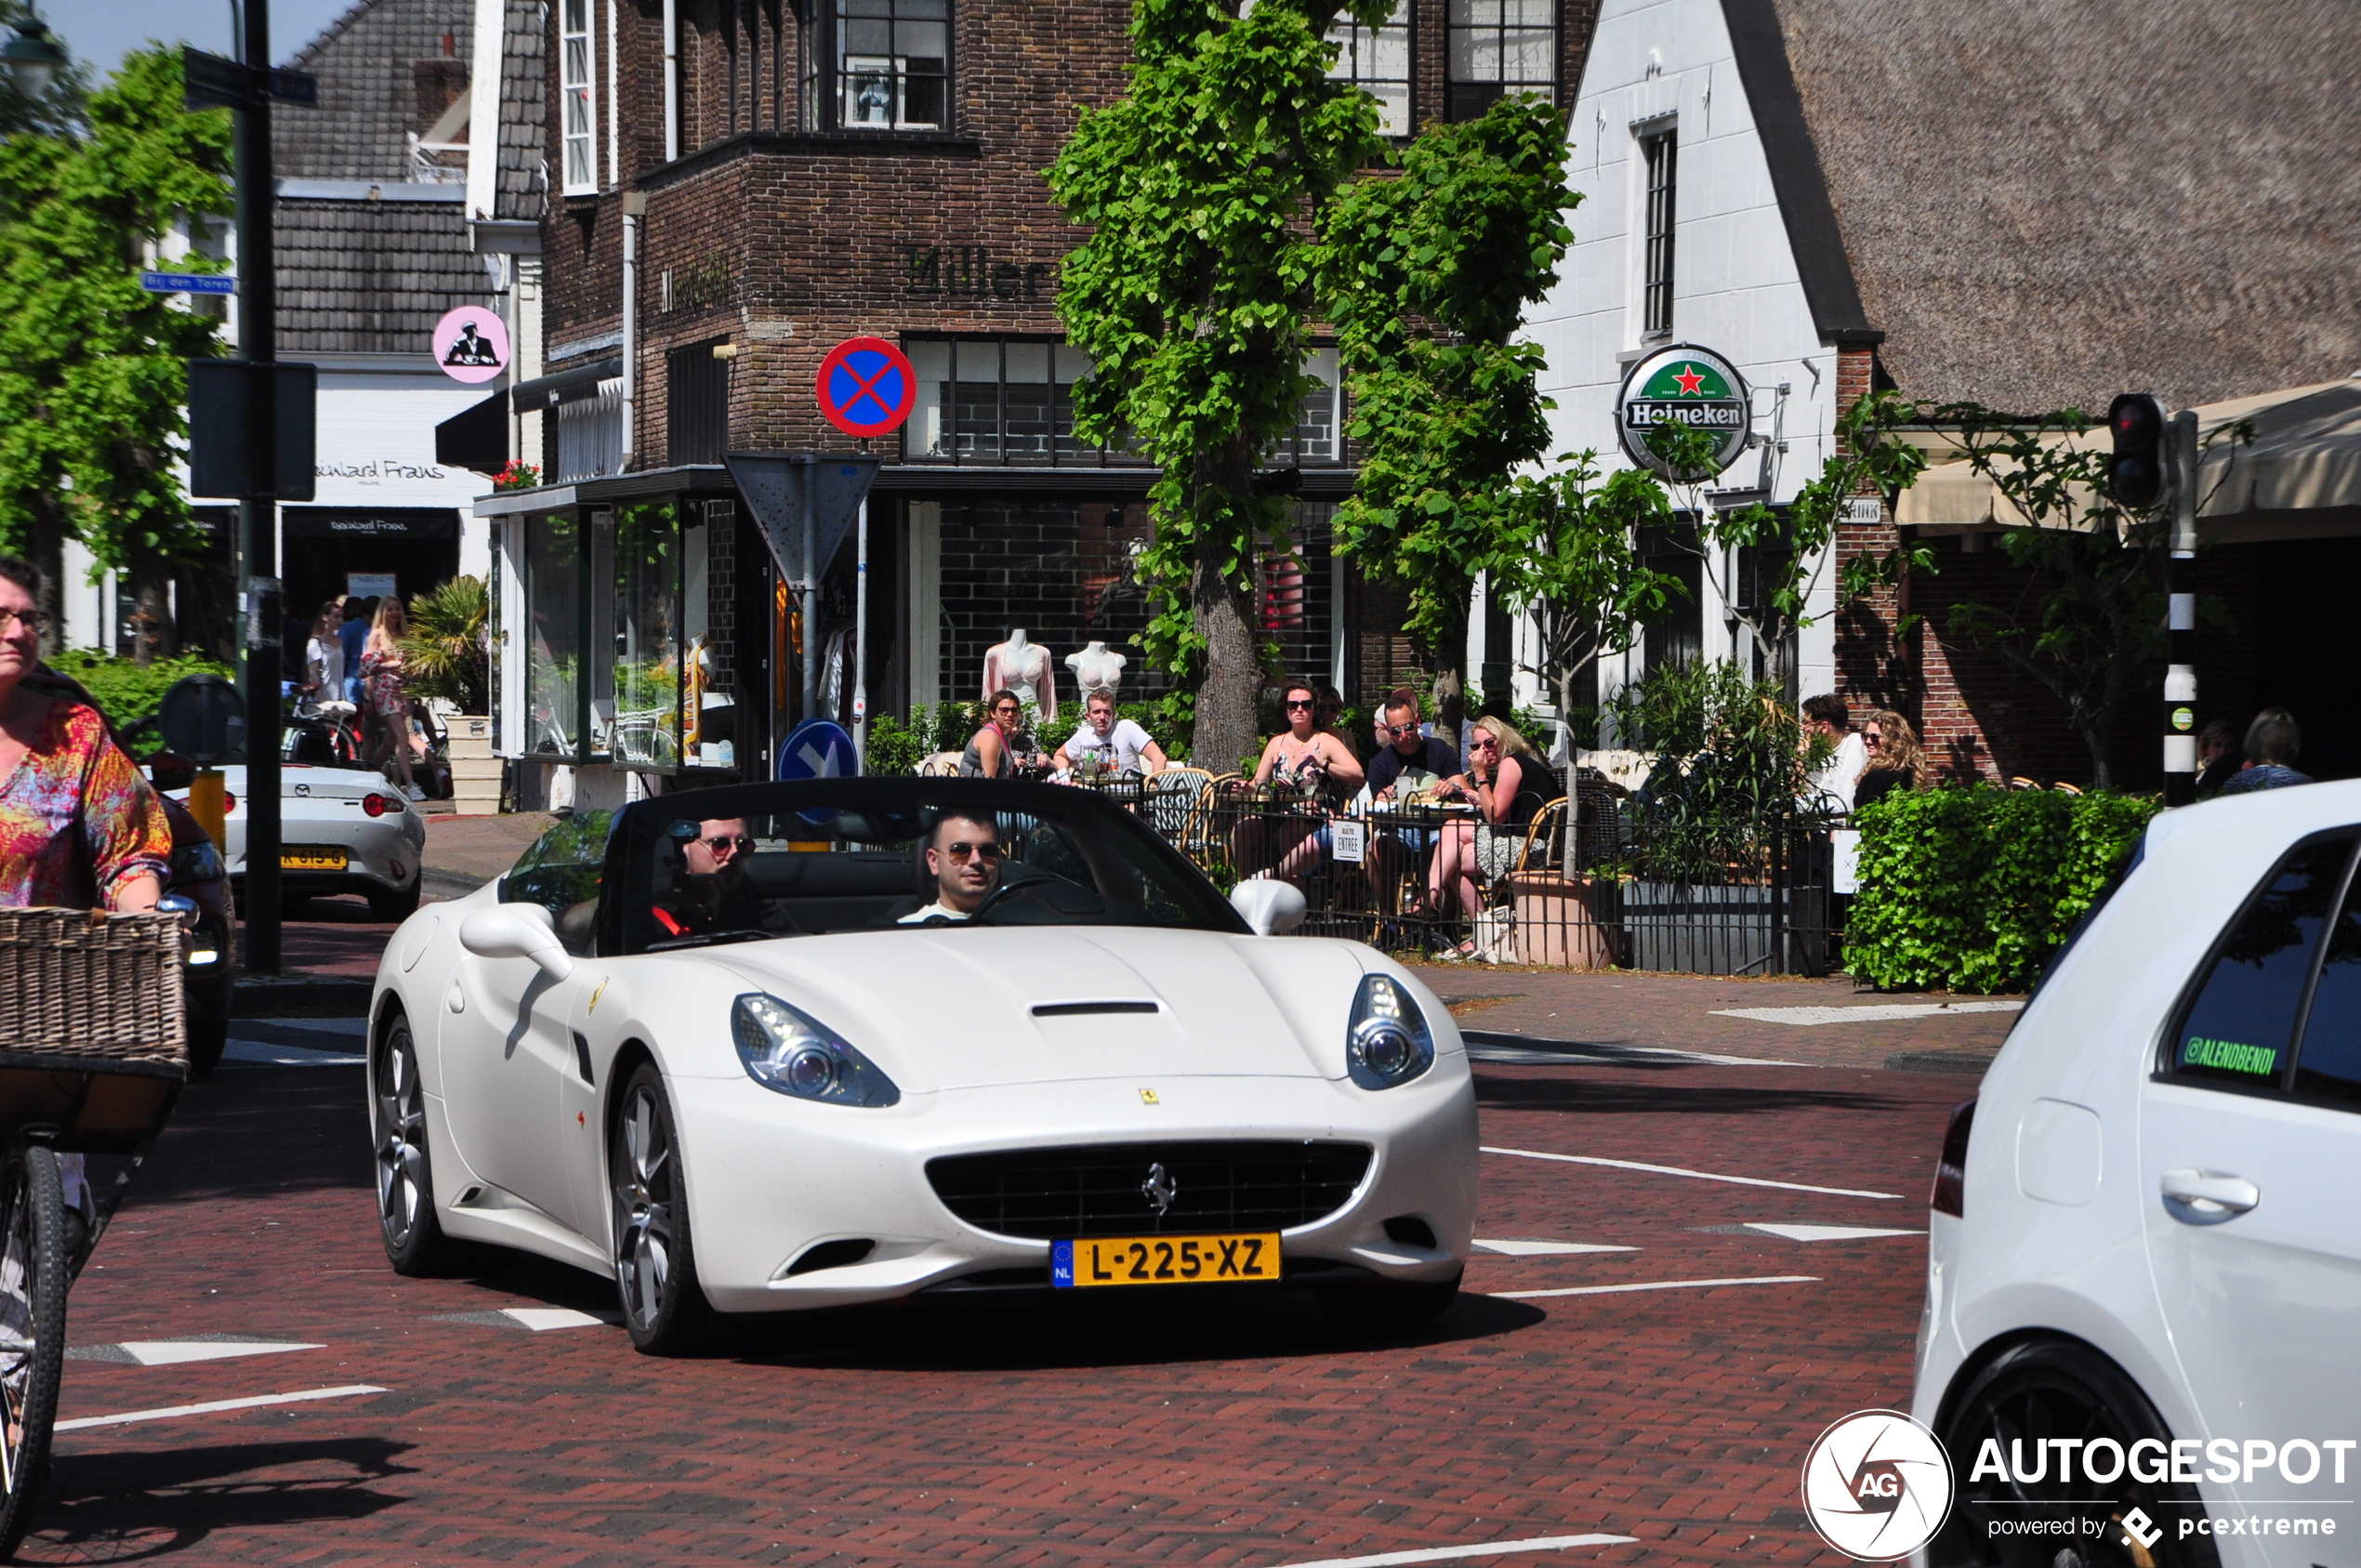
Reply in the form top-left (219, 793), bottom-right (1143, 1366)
top-left (1055, 687), bottom-right (1167, 776)
top-left (1802, 693), bottom-right (1868, 813)
top-left (898, 812), bottom-right (1004, 923)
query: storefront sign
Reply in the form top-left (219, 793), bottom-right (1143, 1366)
top-left (432, 305), bottom-right (510, 385)
top-left (1617, 344), bottom-right (1752, 482)
top-left (903, 245), bottom-right (1056, 300)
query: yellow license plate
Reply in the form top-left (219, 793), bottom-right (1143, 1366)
top-left (1051, 1232), bottom-right (1281, 1288)
top-left (281, 848), bottom-right (349, 872)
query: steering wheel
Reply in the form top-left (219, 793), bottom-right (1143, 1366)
top-left (966, 863), bottom-right (1054, 922)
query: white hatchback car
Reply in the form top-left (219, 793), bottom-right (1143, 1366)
top-left (1913, 781), bottom-right (2361, 1567)
top-left (169, 763), bottom-right (429, 921)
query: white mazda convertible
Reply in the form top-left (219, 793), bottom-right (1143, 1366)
top-left (367, 779), bottom-right (1479, 1352)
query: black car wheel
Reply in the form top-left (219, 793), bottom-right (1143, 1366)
top-left (374, 1014), bottom-right (461, 1275)
top-left (1932, 1337), bottom-right (2221, 1567)
top-left (611, 1065), bottom-right (713, 1356)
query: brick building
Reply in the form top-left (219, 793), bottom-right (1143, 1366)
top-left (480, 0), bottom-right (1601, 805)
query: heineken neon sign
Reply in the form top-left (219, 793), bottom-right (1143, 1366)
top-left (1617, 344), bottom-right (1753, 482)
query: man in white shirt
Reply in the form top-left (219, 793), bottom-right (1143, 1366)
top-left (1055, 687), bottom-right (1167, 776)
top-left (1802, 694), bottom-right (1867, 813)
top-left (899, 812), bottom-right (1004, 923)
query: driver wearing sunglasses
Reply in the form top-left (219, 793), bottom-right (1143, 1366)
top-left (900, 812), bottom-right (1003, 923)
top-left (650, 816), bottom-right (797, 942)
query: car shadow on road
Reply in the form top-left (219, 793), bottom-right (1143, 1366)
top-left (1474, 1074), bottom-right (1913, 1117)
top-left (18, 1437), bottom-right (414, 1563)
top-left (719, 1288), bottom-right (1548, 1374)
top-left (112, 1070), bottom-right (374, 1208)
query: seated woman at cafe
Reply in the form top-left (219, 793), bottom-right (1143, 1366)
top-left (1427, 716), bottom-right (1559, 948)
top-left (1244, 681), bottom-right (1365, 886)
top-left (961, 690), bottom-right (1049, 778)
top-left (1055, 688), bottom-right (1167, 777)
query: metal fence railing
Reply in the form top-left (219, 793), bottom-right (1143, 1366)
top-left (1113, 772), bottom-right (1838, 975)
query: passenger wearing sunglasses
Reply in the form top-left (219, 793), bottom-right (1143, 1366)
top-left (900, 813), bottom-right (1004, 923)
top-left (650, 816), bottom-right (795, 942)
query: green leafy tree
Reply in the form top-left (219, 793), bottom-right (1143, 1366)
top-left (1047, 0), bottom-right (1392, 773)
top-left (1313, 97), bottom-right (1576, 733)
top-left (0, 45), bottom-right (231, 662)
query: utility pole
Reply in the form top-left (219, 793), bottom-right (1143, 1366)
top-left (236, 0), bottom-right (284, 969)
top-left (2162, 410), bottom-right (2200, 807)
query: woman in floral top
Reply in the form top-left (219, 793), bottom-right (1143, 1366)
top-left (0, 557), bottom-right (170, 912)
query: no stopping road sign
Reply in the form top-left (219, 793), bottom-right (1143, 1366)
top-left (816, 337), bottom-right (917, 440)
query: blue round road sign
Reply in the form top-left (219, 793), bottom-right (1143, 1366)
top-left (776, 718), bottom-right (861, 784)
top-left (816, 337), bottom-right (917, 440)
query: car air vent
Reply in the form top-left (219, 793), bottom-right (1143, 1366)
top-left (926, 1140), bottom-right (1373, 1240)
top-left (785, 1238), bottom-right (876, 1275)
top-left (1031, 1001), bottom-right (1161, 1018)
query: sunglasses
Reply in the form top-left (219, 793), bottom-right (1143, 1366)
top-left (993, 705), bottom-right (1021, 718)
top-left (1470, 734), bottom-right (1499, 748)
top-left (1285, 698), bottom-right (1316, 711)
top-left (700, 834), bottom-right (755, 855)
top-left (943, 840), bottom-right (1003, 862)
top-left (1385, 723), bottom-right (1420, 738)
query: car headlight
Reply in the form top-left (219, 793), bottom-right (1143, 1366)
top-left (1346, 972), bottom-right (1434, 1090)
top-left (170, 839), bottom-right (224, 884)
top-left (730, 993), bottom-right (900, 1108)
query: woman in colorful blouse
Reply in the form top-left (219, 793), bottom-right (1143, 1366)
top-left (0, 556), bottom-right (170, 913)
top-left (360, 597), bottom-right (426, 802)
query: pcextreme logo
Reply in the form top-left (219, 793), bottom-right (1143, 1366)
top-left (1801, 1409), bottom-right (1954, 1561)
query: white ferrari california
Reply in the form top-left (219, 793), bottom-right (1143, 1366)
top-left (368, 779), bottom-right (1479, 1353)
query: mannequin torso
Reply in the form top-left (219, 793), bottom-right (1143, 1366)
top-left (1066, 639), bottom-right (1127, 693)
top-left (983, 630), bottom-right (1057, 719)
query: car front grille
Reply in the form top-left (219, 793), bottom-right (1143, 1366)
top-left (925, 1140), bottom-right (1374, 1240)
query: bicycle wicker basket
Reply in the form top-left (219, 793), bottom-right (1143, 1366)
top-left (0, 908), bottom-right (188, 1063)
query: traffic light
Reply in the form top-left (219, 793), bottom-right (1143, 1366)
top-left (2107, 392), bottom-right (2169, 509)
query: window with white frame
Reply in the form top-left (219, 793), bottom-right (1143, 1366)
top-left (836, 0), bottom-right (948, 131)
top-left (1445, 0), bottom-right (1557, 123)
top-left (1326, 1), bottom-right (1410, 137)
top-left (561, 0), bottom-right (598, 193)
top-left (1293, 348), bottom-right (1343, 461)
top-left (1640, 126), bottom-right (1677, 336)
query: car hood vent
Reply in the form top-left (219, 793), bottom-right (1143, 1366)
top-left (1030, 1001), bottom-right (1160, 1018)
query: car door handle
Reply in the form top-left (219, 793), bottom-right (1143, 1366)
top-left (2161, 1169), bottom-right (2260, 1224)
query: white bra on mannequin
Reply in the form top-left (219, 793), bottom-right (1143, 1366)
top-left (1066, 639), bottom-right (1127, 693)
top-left (983, 629), bottom-right (1057, 719)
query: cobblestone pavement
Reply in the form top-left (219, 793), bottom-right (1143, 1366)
top-left (33, 1001), bottom-right (1969, 1566)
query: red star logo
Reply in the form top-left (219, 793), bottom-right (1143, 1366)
top-left (1672, 364), bottom-right (1706, 395)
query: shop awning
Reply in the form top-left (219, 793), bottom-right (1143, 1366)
top-left (1894, 379), bottom-right (2361, 541)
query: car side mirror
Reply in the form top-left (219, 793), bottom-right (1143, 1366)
top-left (1230, 877), bottom-right (1307, 937)
top-left (459, 903), bottom-right (574, 982)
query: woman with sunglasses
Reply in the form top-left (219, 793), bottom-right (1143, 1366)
top-left (960, 689), bottom-right (1043, 780)
top-left (1428, 715), bottom-right (1557, 952)
top-left (1244, 681), bottom-right (1365, 885)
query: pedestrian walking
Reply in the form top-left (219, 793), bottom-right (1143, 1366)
top-left (304, 600), bottom-right (345, 709)
top-left (2218, 708), bottom-right (2312, 795)
top-left (361, 598), bottom-right (427, 801)
top-left (1801, 694), bottom-right (1867, 813)
top-left (338, 595), bottom-right (373, 705)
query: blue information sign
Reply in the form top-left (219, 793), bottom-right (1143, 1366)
top-left (140, 271), bottom-right (237, 296)
top-left (775, 718), bottom-right (860, 784)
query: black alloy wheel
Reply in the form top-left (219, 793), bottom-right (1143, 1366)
top-left (0, 1145), bottom-right (68, 1557)
top-left (375, 1015), bottom-right (459, 1274)
top-left (1932, 1337), bottom-right (2222, 1568)
top-left (611, 1064), bottom-right (712, 1355)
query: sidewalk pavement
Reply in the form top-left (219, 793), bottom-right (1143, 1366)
top-left (420, 810), bottom-right (555, 896)
top-left (1405, 961), bottom-right (2018, 1074)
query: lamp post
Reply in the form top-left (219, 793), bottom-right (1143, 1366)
top-left (3, 8), bottom-right (68, 99)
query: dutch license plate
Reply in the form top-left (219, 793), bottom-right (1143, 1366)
top-left (1051, 1232), bottom-right (1280, 1288)
top-left (281, 847), bottom-right (349, 872)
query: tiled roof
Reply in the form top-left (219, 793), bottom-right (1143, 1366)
top-left (275, 0), bottom-right (476, 182)
top-left (274, 198), bottom-right (493, 353)
top-left (495, 0), bottom-right (547, 222)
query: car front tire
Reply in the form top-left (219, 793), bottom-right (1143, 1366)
top-left (1931, 1337), bottom-right (2222, 1567)
top-left (611, 1064), bottom-right (714, 1356)
top-left (375, 1013), bottom-right (462, 1276)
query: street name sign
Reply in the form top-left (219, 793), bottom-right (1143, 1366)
top-left (1617, 344), bottom-right (1752, 482)
top-left (140, 271), bottom-right (236, 296)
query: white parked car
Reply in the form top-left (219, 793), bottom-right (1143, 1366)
top-left (367, 779), bottom-right (1479, 1354)
top-left (1912, 780), bottom-right (2361, 1566)
top-left (168, 763), bottom-right (428, 921)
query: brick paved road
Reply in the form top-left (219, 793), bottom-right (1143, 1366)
top-left (26, 995), bottom-right (1972, 1567)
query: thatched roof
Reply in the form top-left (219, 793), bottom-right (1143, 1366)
top-left (1727, 0), bottom-right (2361, 415)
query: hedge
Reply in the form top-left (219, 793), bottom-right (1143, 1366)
top-left (1847, 786), bottom-right (2158, 994)
top-left (44, 650), bottom-right (237, 760)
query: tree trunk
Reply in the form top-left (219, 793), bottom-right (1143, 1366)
top-left (25, 504), bottom-right (65, 661)
top-left (1189, 552), bottom-right (1261, 776)
top-left (128, 554), bottom-right (178, 665)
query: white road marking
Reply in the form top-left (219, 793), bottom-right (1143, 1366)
top-left (56, 1385), bottom-right (387, 1431)
top-left (1742, 1222), bottom-right (1924, 1243)
top-left (1461, 1033), bottom-right (1802, 1068)
top-left (1481, 1146), bottom-right (1904, 1201)
top-left (220, 1040), bottom-right (365, 1067)
top-left (117, 1340), bottom-right (323, 1366)
top-left (1471, 1239), bottom-right (1636, 1257)
top-left (1492, 1275), bottom-right (1820, 1301)
top-left (504, 1307), bottom-right (608, 1331)
top-left (1709, 1000), bottom-right (2023, 1027)
top-left (1275, 1533), bottom-right (1639, 1567)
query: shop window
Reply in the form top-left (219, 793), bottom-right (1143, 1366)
top-left (904, 337), bottom-right (1139, 467)
top-left (1292, 348), bottom-right (1343, 462)
top-left (807, 0), bottom-right (949, 132)
top-left (612, 503), bottom-right (683, 769)
top-left (1641, 126), bottom-right (1677, 337)
top-left (525, 512), bottom-right (584, 758)
top-left (1446, 0), bottom-right (1557, 123)
top-left (1327, 0), bottom-right (1410, 137)
top-left (561, 0), bottom-right (598, 193)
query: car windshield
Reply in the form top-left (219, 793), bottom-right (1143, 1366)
top-left (608, 779), bottom-right (1244, 955)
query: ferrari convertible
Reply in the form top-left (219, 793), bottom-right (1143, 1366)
top-left (367, 778), bottom-right (1479, 1353)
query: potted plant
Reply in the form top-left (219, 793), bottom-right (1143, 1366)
top-left (398, 575), bottom-right (497, 813)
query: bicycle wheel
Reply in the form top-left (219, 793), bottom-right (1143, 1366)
top-left (0, 1145), bottom-right (67, 1557)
